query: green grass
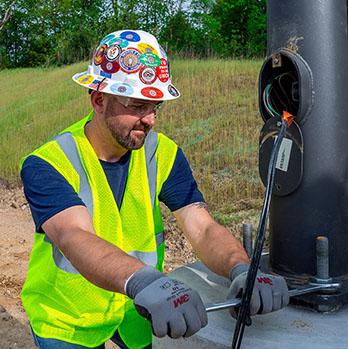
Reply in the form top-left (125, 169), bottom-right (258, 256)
top-left (0, 59), bottom-right (265, 225)
top-left (0, 63), bottom-right (91, 182)
top-left (156, 59), bottom-right (265, 215)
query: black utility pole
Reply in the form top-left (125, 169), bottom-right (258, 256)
top-left (258, 0), bottom-right (348, 309)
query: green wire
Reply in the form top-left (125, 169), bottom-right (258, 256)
top-left (265, 84), bottom-right (280, 117)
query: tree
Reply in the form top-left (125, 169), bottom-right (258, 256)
top-left (212, 0), bottom-right (266, 57)
top-left (187, 0), bottom-right (224, 57)
top-left (0, 1), bottom-right (15, 31)
top-left (137, 0), bottom-right (168, 36)
top-left (0, 0), bottom-right (103, 68)
top-left (0, 0), bottom-right (269, 68)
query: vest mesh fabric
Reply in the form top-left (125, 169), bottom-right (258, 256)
top-left (20, 112), bottom-right (178, 348)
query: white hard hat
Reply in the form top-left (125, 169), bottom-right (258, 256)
top-left (72, 30), bottom-right (180, 101)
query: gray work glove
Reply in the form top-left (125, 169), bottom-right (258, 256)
top-left (126, 266), bottom-right (208, 338)
top-left (227, 263), bottom-right (289, 318)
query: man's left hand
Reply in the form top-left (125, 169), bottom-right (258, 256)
top-left (227, 263), bottom-right (289, 318)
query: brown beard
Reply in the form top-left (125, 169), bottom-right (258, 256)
top-left (104, 100), bottom-right (150, 150)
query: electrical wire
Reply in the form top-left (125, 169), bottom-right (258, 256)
top-left (269, 92), bottom-right (281, 116)
top-left (270, 83), bottom-right (288, 112)
top-left (266, 86), bottom-right (280, 117)
top-left (231, 117), bottom-right (289, 349)
top-left (276, 72), bottom-right (297, 110)
top-left (263, 85), bottom-right (275, 117)
top-left (263, 84), bottom-right (280, 117)
top-left (265, 72), bottom-right (298, 118)
top-left (277, 74), bottom-right (292, 107)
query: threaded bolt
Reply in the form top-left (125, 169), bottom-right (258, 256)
top-left (316, 236), bottom-right (329, 280)
top-left (243, 224), bottom-right (253, 258)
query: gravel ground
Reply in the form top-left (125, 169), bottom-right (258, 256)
top-left (0, 186), bottom-right (197, 348)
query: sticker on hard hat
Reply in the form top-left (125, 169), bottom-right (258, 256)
top-left (73, 30), bottom-right (174, 98)
top-left (100, 71), bottom-right (112, 78)
top-left (159, 45), bottom-right (167, 59)
top-left (106, 44), bottom-right (121, 61)
top-left (120, 31), bottom-right (141, 42)
top-left (120, 48), bottom-right (141, 73)
top-left (101, 59), bottom-right (120, 74)
top-left (156, 58), bottom-right (169, 83)
top-left (73, 72), bottom-right (85, 80)
top-left (110, 83), bottom-right (134, 96)
top-left (109, 37), bottom-right (129, 48)
top-left (139, 67), bottom-right (157, 85)
top-left (138, 43), bottom-right (158, 56)
top-left (168, 85), bottom-right (179, 97)
top-left (94, 44), bottom-right (107, 66)
top-left (141, 87), bottom-right (164, 99)
top-left (101, 34), bottom-right (115, 45)
top-left (77, 74), bottom-right (94, 85)
top-left (89, 79), bottom-right (107, 92)
top-left (140, 53), bottom-right (161, 68)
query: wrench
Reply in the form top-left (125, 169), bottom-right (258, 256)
top-left (205, 282), bottom-right (341, 313)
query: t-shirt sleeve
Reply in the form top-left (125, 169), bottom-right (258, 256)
top-left (20, 155), bottom-right (85, 233)
top-left (159, 147), bottom-right (204, 211)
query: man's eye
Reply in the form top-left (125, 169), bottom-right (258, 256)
top-left (132, 105), bottom-right (144, 110)
top-left (127, 105), bottom-right (139, 111)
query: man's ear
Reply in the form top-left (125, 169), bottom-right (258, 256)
top-left (90, 91), bottom-right (105, 114)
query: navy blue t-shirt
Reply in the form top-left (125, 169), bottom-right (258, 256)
top-left (21, 147), bottom-right (204, 233)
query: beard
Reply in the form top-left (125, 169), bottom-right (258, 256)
top-left (104, 103), bottom-right (150, 150)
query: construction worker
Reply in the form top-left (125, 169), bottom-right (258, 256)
top-left (20, 30), bottom-right (289, 349)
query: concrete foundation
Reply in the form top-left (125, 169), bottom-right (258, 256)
top-left (153, 262), bottom-right (348, 349)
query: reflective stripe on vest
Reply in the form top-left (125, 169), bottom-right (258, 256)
top-left (127, 232), bottom-right (164, 265)
top-left (47, 131), bottom-right (163, 273)
top-left (54, 132), bottom-right (94, 216)
top-left (144, 130), bottom-right (157, 208)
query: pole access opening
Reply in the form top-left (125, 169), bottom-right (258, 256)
top-left (259, 49), bottom-right (313, 124)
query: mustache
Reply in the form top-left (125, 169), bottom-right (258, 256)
top-left (132, 125), bottom-right (151, 132)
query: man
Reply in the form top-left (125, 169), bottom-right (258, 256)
top-left (20, 30), bottom-right (289, 349)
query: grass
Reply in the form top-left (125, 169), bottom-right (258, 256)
top-left (0, 59), bottom-right (265, 227)
top-left (157, 59), bottom-right (265, 217)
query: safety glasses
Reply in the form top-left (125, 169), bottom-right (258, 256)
top-left (115, 96), bottom-right (163, 117)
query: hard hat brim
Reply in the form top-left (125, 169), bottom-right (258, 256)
top-left (72, 71), bottom-right (180, 102)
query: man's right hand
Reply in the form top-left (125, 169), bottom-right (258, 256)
top-left (227, 263), bottom-right (289, 317)
top-left (125, 266), bottom-right (208, 338)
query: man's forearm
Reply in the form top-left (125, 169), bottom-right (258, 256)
top-left (175, 203), bottom-right (249, 278)
top-left (192, 222), bottom-right (249, 278)
top-left (53, 228), bottom-right (144, 294)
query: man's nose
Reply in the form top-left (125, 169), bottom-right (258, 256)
top-left (140, 112), bottom-right (156, 127)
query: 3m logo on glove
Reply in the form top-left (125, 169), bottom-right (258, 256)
top-left (257, 277), bottom-right (273, 285)
top-left (173, 294), bottom-right (190, 308)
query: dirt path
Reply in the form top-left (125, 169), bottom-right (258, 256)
top-left (0, 187), bottom-right (36, 348)
top-left (0, 187), bottom-right (196, 348)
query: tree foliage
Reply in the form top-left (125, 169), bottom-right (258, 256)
top-left (0, 0), bottom-right (267, 68)
top-left (213, 0), bottom-right (266, 57)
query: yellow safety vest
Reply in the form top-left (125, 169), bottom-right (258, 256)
top-left (20, 112), bottom-right (178, 348)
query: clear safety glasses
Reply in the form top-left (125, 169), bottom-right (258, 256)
top-left (115, 96), bottom-right (163, 117)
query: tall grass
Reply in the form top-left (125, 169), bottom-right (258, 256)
top-left (0, 63), bottom-right (91, 182)
top-left (0, 59), bottom-right (264, 224)
top-left (158, 60), bottom-right (264, 215)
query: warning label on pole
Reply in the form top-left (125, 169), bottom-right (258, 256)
top-left (276, 138), bottom-right (293, 172)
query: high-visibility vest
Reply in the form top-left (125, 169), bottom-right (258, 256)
top-left (20, 112), bottom-right (178, 348)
